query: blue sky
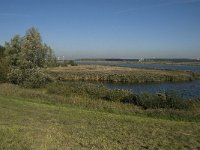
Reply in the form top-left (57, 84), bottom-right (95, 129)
top-left (0, 0), bottom-right (200, 59)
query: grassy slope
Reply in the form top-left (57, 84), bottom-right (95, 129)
top-left (48, 65), bottom-right (200, 83)
top-left (0, 96), bottom-right (200, 150)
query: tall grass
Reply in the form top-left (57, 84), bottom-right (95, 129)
top-left (46, 82), bottom-right (189, 110)
top-left (47, 65), bottom-right (200, 83)
top-left (0, 83), bottom-right (199, 121)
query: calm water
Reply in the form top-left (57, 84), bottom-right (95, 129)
top-left (77, 61), bottom-right (200, 73)
top-left (117, 63), bottom-right (200, 73)
top-left (76, 61), bottom-right (200, 99)
top-left (103, 80), bottom-right (200, 100)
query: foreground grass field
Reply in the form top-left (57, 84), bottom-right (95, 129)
top-left (48, 65), bottom-right (200, 83)
top-left (0, 96), bottom-right (200, 149)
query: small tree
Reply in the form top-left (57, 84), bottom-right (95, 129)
top-left (0, 45), bottom-right (8, 82)
top-left (4, 27), bottom-right (57, 87)
top-left (0, 45), bottom-right (5, 58)
top-left (4, 35), bottom-right (22, 67)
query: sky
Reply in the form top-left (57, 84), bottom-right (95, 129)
top-left (0, 0), bottom-right (200, 59)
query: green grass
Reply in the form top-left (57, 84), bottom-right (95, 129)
top-left (0, 96), bottom-right (200, 149)
top-left (47, 65), bottom-right (200, 83)
top-left (0, 83), bottom-right (200, 122)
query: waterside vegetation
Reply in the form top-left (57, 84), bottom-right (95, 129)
top-left (0, 83), bottom-right (200, 149)
top-left (48, 65), bottom-right (200, 83)
top-left (0, 83), bottom-right (199, 122)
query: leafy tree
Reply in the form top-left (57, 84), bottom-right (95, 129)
top-left (4, 27), bottom-right (57, 87)
top-left (0, 45), bottom-right (5, 58)
top-left (4, 35), bottom-right (22, 66)
top-left (0, 45), bottom-right (8, 82)
top-left (21, 28), bottom-right (44, 68)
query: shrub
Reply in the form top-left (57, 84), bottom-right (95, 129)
top-left (134, 91), bottom-right (188, 110)
top-left (0, 61), bottom-right (8, 83)
top-left (62, 60), bottom-right (69, 67)
top-left (68, 60), bottom-right (78, 66)
top-left (136, 93), bottom-right (166, 109)
top-left (164, 91), bottom-right (188, 109)
top-left (47, 82), bottom-right (132, 102)
top-left (4, 27), bottom-right (57, 88)
top-left (46, 82), bottom-right (188, 110)
top-left (22, 68), bottom-right (51, 88)
top-left (82, 83), bottom-right (108, 99)
top-left (7, 68), bottom-right (23, 85)
top-left (8, 68), bottom-right (51, 88)
top-left (47, 82), bottom-right (107, 98)
top-left (103, 89), bottom-right (133, 102)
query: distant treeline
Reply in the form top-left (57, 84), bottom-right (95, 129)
top-left (76, 58), bottom-right (200, 62)
top-left (76, 58), bottom-right (138, 61)
top-left (144, 58), bottom-right (200, 62)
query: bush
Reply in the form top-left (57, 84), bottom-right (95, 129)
top-left (134, 91), bottom-right (188, 110)
top-left (165, 91), bottom-right (188, 109)
top-left (8, 68), bottom-right (51, 88)
top-left (3, 27), bottom-right (57, 88)
top-left (0, 61), bottom-right (8, 83)
top-left (47, 82), bottom-right (107, 98)
top-left (22, 68), bottom-right (51, 88)
top-left (0, 46), bottom-right (8, 83)
top-left (68, 60), bottom-right (78, 66)
top-left (46, 82), bottom-right (133, 102)
top-left (7, 68), bottom-right (23, 85)
top-left (136, 93), bottom-right (166, 109)
top-left (103, 89), bottom-right (133, 102)
top-left (46, 82), bottom-right (188, 110)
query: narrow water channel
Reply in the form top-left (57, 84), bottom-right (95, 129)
top-left (77, 61), bottom-right (200, 73)
top-left (103, 80), bottom-right (200, 100)
top-left (75, 61), bottom-right (200, 99)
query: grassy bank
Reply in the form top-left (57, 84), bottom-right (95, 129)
top-left (0, 83), bottom-right (199, 122)
top-left (47, 65), bottom-right (200, 83)
top-left (0, 93), bottom-right (200, 149)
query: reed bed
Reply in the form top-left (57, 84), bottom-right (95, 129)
top-left (0, 83), bottom-right (199, 122)
top-left (47, 65), bottom-right (200, 83)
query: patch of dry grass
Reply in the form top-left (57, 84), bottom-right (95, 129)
top-left (47, 65), bottom-right (199, 83)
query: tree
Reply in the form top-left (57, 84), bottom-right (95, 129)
top-left (21, 27), bottom-right (44, 68)
top-left (4, 27), bottom-right (57, 87)
top-left (0, 45), bottom-right (8, 82)
top-left (4, 35), bottom-right (22, 66)
top-left (0, 45), bottom-right (5, 58)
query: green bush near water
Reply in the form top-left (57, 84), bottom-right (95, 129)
top-left (46, 82), bottom-right (130, 101)
top-left (136, 91), bottom-right (188, 109)
top-left (46, 82), bottom-right (189, 110)
top-left (61, 60), bottom-right (78, 67)
top-left (1, 28), bottom-right (57, 88)
top-left (0, 83), bottom-right (199, 122)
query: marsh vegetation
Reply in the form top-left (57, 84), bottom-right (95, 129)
top-left (48, 65), bottom-right (200, 83)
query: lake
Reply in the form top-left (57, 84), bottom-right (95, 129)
top-left (103, 80), bottom-right (200, 100)
top-left (76, 61), bottom-right (200, 99)
top-left (77, 61), bottom-right (200, 73)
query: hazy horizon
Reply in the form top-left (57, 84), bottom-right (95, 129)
top-left (0, 0), bottom-right (200, 59)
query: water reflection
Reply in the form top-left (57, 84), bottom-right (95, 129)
top-left (104, 80), bottom-right (200, 100)
top-left (77, 61), bottom-right (200, 73)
